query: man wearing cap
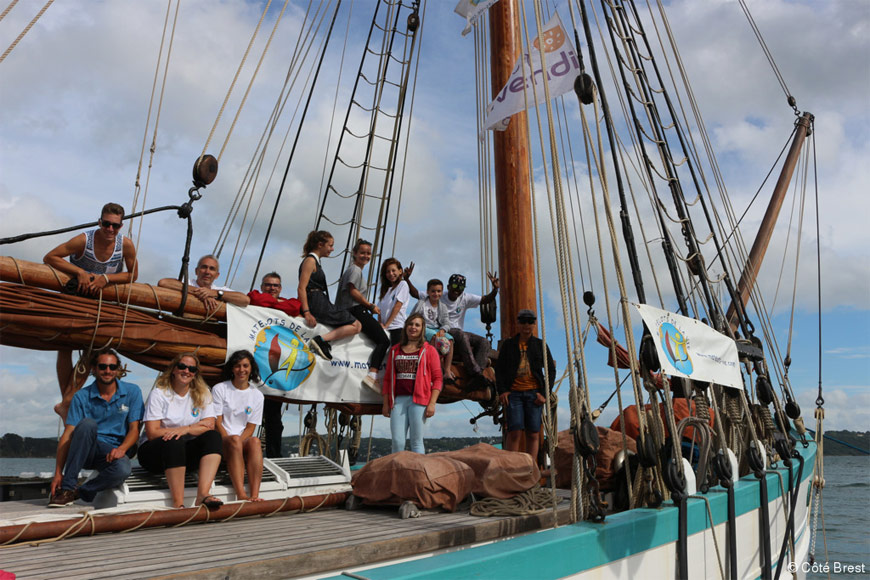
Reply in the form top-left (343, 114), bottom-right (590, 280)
top-left (48, 348), bottom-right (144, 507)
top-left (158, 254), bottom-right (250, 311)
top-left (495, 309), bottom-right (556, 461)
top-left (441, 272), bottom-right (499, 378)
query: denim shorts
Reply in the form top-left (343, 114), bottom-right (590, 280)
top-left (506, 390), bottom-right (543, 433)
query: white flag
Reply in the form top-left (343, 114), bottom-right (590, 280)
top-left (483, 12), bottom-right (581, 132)
top-left (632, 303), bottom-right (744, 390)
top-left (226, 304), bottom-right (383, 404)
top-left (455, 0), bottom-right (500, 37)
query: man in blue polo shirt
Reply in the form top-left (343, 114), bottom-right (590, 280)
top-left (48, 348), bottom-right (144, 507)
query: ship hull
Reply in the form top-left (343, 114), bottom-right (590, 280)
top-left (324, 438), bottom-right (817, 579)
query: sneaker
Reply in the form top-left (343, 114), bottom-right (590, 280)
top-left (309, 336), bottom-right (332, 360)
top-left (48, 488), bottom-right (78, 507)
top-left (361, 374), bottom-right (379, 393)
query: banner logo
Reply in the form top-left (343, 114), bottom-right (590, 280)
top-left (633, 303), bottom-right (742, 390)
top-left (658, 321), bottom-right (693, 375)
top-left (253, 325), bottom-right (315, 392)
top-left (533, 23), bottom-right (565, 53)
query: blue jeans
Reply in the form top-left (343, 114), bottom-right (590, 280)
top-left (61, 418), bottom-right (132, 502)
top-left (390, 395), bottom-right (426, 454)
top-left (506, 391), bottom-right (543, 433)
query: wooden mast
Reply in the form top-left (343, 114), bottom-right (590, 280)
top-left (727, 111), bottom-right (813, 327)
top-left (490, 0), bottom-right (536, 340)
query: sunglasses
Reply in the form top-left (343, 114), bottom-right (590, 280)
top-left (100, 220), bottom-right (123, 230)
top-left (262, 282), bottom-right (281, 288)
top-left (97, 363), bottom-right (119, 371)
top-left (518, 318), bottom-right (536, 324)
top-left (176, 362), bottom-right (198, 373)
top-left (449, 284), bottom-right (465, 290)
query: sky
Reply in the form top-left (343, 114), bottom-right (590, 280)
top-left (0, 0), bottom-right (868, 443)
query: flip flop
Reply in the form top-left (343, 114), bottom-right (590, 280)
top-left (200, 495), bottom-right (223, 509)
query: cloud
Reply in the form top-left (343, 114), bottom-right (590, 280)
top-left (825, 346), bottom-right (870, 360)
top-left (796, 386), bottom-right (870, 433)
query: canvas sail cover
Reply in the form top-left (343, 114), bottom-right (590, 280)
top-left (432, 443), bottom-right (540, 499)
top-left (632, 303), bottom-right (743, 390)
top-left (226, 305), bottom-right (382, 404)
top-left (351, 451), bottom-right (475, 512)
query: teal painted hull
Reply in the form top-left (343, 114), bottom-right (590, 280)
top-left (326, 438), bottom-right (817, 579)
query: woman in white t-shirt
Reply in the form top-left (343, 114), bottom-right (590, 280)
top-left (377, 257), bottom-right (411, 345)
top-left (212, 350), bottom-right (265, 502)
top-left (138, 353), bottom-right (223, 509)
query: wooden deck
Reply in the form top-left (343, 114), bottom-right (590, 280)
top-left (0, 491), bottom-right (571, 579)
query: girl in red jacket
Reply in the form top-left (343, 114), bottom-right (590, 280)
top-left (382, 313), bottom-right (442, 453)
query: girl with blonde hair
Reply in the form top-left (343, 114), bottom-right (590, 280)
top-left (138, 353), bottom-right (223, 509)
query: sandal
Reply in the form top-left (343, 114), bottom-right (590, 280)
top-left (199, 495), bottom-right (223, 509)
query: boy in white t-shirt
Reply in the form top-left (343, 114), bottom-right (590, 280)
top-left (412, 278), bottom-right (455, 383)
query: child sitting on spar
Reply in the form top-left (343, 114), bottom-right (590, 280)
top-left (411, 278), bottom-right (455, 384)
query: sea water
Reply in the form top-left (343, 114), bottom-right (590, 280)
top-left (0, 457), bottom-right (56, 477)
top-left (806, 455), bottom-right (869, 579)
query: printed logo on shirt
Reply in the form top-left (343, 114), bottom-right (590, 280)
top-left (252, 325), bottom-right (315, 392)
top-left (119, 404), bottom-right (129, 414)
top-left (191, 407), bottom-right (200, 418)
top-left (245, 406), bottom-right (253, 416)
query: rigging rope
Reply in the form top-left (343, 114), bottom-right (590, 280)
top-left (0, 0), bottom-right (19, 22)
top-left (225, 0), bottom-right (337, 284)
top-left (0, 0), bottom-right (52, 64)
top-left (199, 0), bottom-right (274, 163)
top-left (736, 0), bottom-right (798, 114)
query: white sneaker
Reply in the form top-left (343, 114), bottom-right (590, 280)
top-left (361, 374), bottom-right (380, 393)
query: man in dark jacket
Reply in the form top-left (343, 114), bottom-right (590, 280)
top-left (495, 309), bottom-right (556, 460)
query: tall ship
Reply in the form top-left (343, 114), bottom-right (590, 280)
top-left (0, 0), bottom-right (833, 578)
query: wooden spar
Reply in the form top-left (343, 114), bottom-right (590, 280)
top-left (0, 492), bottom-right (349, 544)
top-left (726, 112), bottom-right (813, 327)
top-left (490, 0), bottom-right (536, 341)
top-left (0, 256), bottom-right (226, 320)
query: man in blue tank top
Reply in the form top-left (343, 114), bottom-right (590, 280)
top-left (44, 202), bottom-right (138, 295)
top-left (44, 203), bottom-right (139, 420)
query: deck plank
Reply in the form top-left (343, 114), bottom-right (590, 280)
top-left (3, 491), bottom-right (571, 579)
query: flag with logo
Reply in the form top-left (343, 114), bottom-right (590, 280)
top-left (454, 0), bottom-right (500, 37)
top-left (632, 303), bottom-right (743, 390)
top-left (483, 12), bottom-right (581, 132)
top-left (225, 304), bottom-right (383, 403)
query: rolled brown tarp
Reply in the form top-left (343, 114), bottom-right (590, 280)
top-left (0, 492), bottom-right (349, 545)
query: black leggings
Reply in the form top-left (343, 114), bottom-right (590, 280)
top-left (263, 398), bottom-right (284, 458)
top-left (349, 304), bottom-right (391, 370)
top-left (138, 430), bottom-right (222, 472)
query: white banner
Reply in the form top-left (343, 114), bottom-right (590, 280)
top-left (454, 0), bottom-right (500, 37)
top-left (632, 303), bottom-right (743, 390)
top-left (482, 12), bottom-right (581, 132)
top-left (226, 305), bottom-right (383, 404)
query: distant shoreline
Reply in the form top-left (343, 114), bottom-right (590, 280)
top-left (2, 431), bottom-right (867, 458)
